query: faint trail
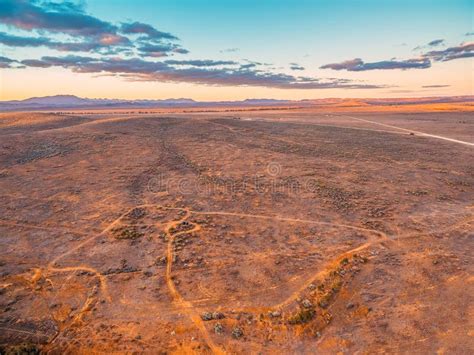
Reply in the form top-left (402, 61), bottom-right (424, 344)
top-left (0, 326), bottom-right (50, 338)
top-left (216, 116), bottom-right (409, 136)
top-left (163, 208), bottom-right (224, 354)
top-left (206, 119), bottom-right (240, 133)
top-left (197, 283), bottom-right (215, 299)
top-left (37, 205), bottom-right (156, 349)
top-left (0, 220), bottom-right (89, 236)
top-left (338, 114), bottom-right (474, 147)
top-left (400, 216), bottom-right (474, 241)
top-left (45, 286), bottom-right (99, 348)
top-left (0, 220), bottom-right (88, 236)
top-left (0, 114), bottom-right (146, 136)
top-left (49, 204), bottom-right (150, 266)
top-left (47, 265), bottom-right (110, 300)
top-left (38, 205), bottom-right (166, 350)
top-left (190, 272), bottom-right (313, 306)
top-left (190, 209), bottom-right (391, 241)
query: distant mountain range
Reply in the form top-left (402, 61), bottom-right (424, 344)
top-left (0, 94), bottom-right (472, 111)
top-left (0, 95), bottom-right (292, 111)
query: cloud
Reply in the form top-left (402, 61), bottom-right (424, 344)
top-left (239, 63), bottom-right (257, 69)
top-left (20, 58), bottom-right (54, 68)
top-left (0, 31), bottom-right (51, 47)
top-left (428, 39), bottom-right (445, 47)
top-left (220, 48), bottom-right (239, 53)
top-left (0, 0), bottom-right (179, 55)
top-left (0, 55), bottom-right (16, 68)
top-left (172, 48), bottom-right (189, 54)
top-left (320, 57), bottom-right (431, 71)
top-left (241, 59), bottom-right (272, 67)
top-left (0, 0), bottom-right (117, 37)
top-left (421, 85), bottom-right (450, 88)
top-left (120, 21), bottom-right (178, 41)
top-left (137, 43), bottom-right (188, 57)
top-left (423, 42), bottom-right (474, 61)
top-left (165, 59), bottom-right (238, 67)
top-left (19, 55), bottom-right (97, 69)
top-left (19, 55), bottom-right (384, 90)
top-left (131, 68), bottom-right (383, 90)
top-left (0, 31), bottom-right (124, 53)
top-left (320, 41), bottom-right (473, 72)
top-left (320, 58), bottom-right (361, 71)
top-left (414, 38), bottom-right (445, 50)
top-left (386, 89), bottom-right (417, 94)
top-left (290, 63), bottom-right (305, 71)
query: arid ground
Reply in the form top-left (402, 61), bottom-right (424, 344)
top-left (0, 107), bottom-right (473, 353)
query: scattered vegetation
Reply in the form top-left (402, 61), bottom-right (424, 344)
top-left (0, 343), bottom-right (41, 355)
top-left (126, 207), bottom-right (146, 220)
top-left (287, 253), bottom-right (369, 331)
top-left (113, 226), bottom-right (144, 240)
top-left (169, 221), bottom-right (194, 234)
top-left (232, 326), bottom-right (244, 339)
top-left (288, 307), bottom-right (316, 324)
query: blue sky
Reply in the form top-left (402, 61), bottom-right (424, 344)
top-left (87, 0), bottom-right (471, 61)
top-left (0, 0), bottom-right (472, 100)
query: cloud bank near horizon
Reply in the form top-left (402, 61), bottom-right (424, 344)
top-left (320, 41), bottom-right (473, 72)
top-left (11, 54), bottom-right (382, 90)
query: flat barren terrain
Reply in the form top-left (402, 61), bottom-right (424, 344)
top-left (0, 109), bottom-right (473, 353)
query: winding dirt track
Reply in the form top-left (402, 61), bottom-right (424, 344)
top-left (154, 205), bottom-right (390, 354)
top-left (162, 209), bottom-right (224, 354)
top-left (338, 114), bottom-right (474, 147)
top-left (3, 202), bottom-right (391, 352)
top-left (3, 199), bottom-right (472, 353)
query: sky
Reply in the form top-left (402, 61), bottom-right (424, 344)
top-left (0, 0), bottom-right (473, 101)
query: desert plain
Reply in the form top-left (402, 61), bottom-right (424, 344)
top-left (0, 103), bottom-right (473, 353)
